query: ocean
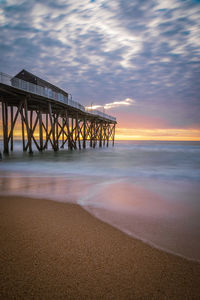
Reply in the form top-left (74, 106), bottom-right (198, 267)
top-left (0, 140), bottom-right (200, 261)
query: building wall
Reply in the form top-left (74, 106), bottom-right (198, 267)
top-left (13, 70), bottom-right (68, 97)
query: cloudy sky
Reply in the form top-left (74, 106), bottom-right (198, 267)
top-left (0, 0), bottom-right (200, 140)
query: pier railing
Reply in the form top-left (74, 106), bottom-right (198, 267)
top-left (0, 72), bottom-right (116, 122)
top-left (85, 108), bottom-right (115, 121)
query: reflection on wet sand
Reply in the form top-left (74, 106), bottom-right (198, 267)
top-left (0, 172), bottom-right (95, 204)
top-left (80, 180), bottom-right (200, 262)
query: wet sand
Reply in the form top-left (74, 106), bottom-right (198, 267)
top-left (0, 195), bottom-right (200, 299)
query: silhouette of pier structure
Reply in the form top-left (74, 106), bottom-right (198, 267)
top-left (0, 70), bottom-right (116, 154)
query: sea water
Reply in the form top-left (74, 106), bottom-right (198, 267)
top-left (0, 140), bottom-right (200, 261)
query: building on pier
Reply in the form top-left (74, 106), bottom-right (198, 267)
top-left (11, 69), bottom-right (70, 103)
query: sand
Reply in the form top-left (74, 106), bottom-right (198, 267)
top-left (0, 196), bottom-right (200, 299)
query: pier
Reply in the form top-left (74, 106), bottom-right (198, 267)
top-left (0, 70), bottom-right (116, 154)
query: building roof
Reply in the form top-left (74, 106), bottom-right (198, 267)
top-left (13, 69), bottom-right (68, 96)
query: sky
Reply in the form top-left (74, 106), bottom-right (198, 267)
top-left (0, 0), bottom-right (200, 140)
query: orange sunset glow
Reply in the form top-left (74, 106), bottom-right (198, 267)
top-left (0, 122), bottom-right (199, 142)
top-left (115, 128), bottom-right (200, 141)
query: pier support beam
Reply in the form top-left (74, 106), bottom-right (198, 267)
top-left (30, 110), bottom-right (33, 151)
top-left (0, 97), bottom-right (116, 155)
top-left (83, 118), bottom-right (86, 149)
top-left (46, 113), bottom-right (48, 149)
top-left (60, 117), bottom-right (64, 148)
top-left (90, 121), bottom-right (93, 148)
top-left (99, 122), bottom-right (103, 147)
top-left (10, 106), bottom-right (13, 151)
top-left (76, 113), bottom-right (81, 150)
top-left (20, 106), bottom-right (25, 151)
top-left (103, 123), bottom-right (106, 146)
top-left (71, 117), bottom-right (76, 150)
top-left (2, 101), bottom-right (9, 154)
top-left (112, 124), bottom-right (115, 146)
top-left (24, 98), bottom-right (33, 154)
top-left (39, 109), bottom-right (43, 151)
top-left (48, 103), bottom-right (57, 151)
top-left (55, 114), bottom-right (59, 151)
top-left (107, 124), bottom-right (109, 147)
top-left (92, 121), bottom-right (96, 148)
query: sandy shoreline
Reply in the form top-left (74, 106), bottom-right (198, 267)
top-left (0, 195), bottom-right (200, 299)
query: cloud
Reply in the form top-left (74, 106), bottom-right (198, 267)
top-left (86, 98), bottom-right (135, 110)
top-left (0, 0), bottom-right (200, 130)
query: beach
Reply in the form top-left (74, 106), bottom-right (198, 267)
top-left (0, 195), bottom-right (200, 299)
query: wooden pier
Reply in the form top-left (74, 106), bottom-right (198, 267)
top-left (0, 70), bottom-right (116, 154)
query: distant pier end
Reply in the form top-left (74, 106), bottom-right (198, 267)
top-left (0, 70), bottom-right (116, 154)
